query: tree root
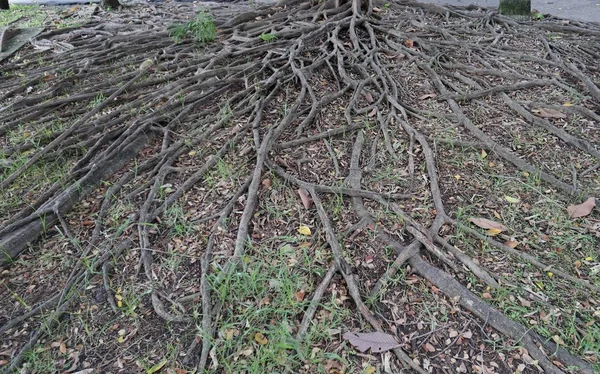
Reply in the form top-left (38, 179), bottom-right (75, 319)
top-left (1, 0), bottom-right (598, 372)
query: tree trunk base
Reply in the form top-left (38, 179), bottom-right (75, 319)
top-left (499, 0), bottom-right (531, 18)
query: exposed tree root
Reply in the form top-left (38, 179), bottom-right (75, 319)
top-left (1, 0), bottom-right (599, 372)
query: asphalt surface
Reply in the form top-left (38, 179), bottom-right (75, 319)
top-left (418, 0), bottom-right (600, 23)
top-left (6, 0), bottom-right (600, 23)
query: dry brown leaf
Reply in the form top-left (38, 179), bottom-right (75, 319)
top-left (486, 228), bottom-right (502, 236)
top-left (262, 178), bottom-right (272, 189)
top-left (567, 197), bottom-right (596, 218)
top-left (323, 359), bottom-right (344, 374)
top-left (363, 91), bottom-right (374, 103)
top-left (423, 342), bottom-right (436, 352)
top-left (517, 296), bottom-right (531, 307)
top-left (532, 107), bottom-right (567, 119)
top-left (504, 240), bottom-right (518, 248)
top-left (254, 332), bottom-right (268, 345)
top-left (297, 188), bottom-right (313, 209)
top-left (469, 218), bottom-right (508, 232)
top-left (404, 39), bottom-right (414, 48)
top-left (343, 331), bottom-right (399, 353)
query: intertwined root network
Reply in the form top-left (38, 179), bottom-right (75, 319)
top-left (1, 0), bottom-right (599, 372)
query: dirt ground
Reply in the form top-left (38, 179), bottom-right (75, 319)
top-left (1, 1), bottom-right (599, 373)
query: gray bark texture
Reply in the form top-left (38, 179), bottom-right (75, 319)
top-left (499, 0), bottom-right (531, 18)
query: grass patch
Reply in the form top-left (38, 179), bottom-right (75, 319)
top-left (0, 4), bottom-right (45, 27)
top-left (207, 239), bottom-right (351, 373)
top-left (169, 9), bottom-right (216, 44)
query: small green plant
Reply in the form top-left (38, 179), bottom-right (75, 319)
top-left (92, 92), bottom-right (106, 106)
top-left (531, 10), bottom-right (544, 20)
top-left (259, 33), bottom-right (277, 43)
top-left (169, 10), bottom-right (216, 44)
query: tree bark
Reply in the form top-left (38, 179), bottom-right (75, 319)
top-left (0, 0), bottom-right (10, 11)
top-left (101, 0), bottom-right (120, 9)
top-left (499, 0), bottom-right (531, 19)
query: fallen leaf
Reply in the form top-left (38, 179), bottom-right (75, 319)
top-left (323, 359), bottom-right (344, 374)
top-left (423, 342), bottom-right (436, 352)
top-left (297, 188), bottom-right (313, 209)
top-left (469, 218), bottom-right (508, 232)
top-left (363, 91), bottom-right (374, 103)
top-left (254, 332), bottom-right (268, 345)
top-left (225, 328), bottom-right (238, 340)
top-left (567, 197), bottom-right (596, 218)
top-left (532, 107), bottom-right (567, 119)
top-left (146, 360), bottom-right (167, 374)
top-left (481, 149), bottom-right (487, 159)
top-left (504, 195), bottom-right (520, 204)
top-left (482, 292), bottom-right (492, 300)
top-left (343, 331), bottom-right (399, 353)
top-left (59, 342), bottom-right (67, 354)
top-left (365, 366), bottom-right (377, 374)
top-left (504, 240), bottom-right (518, 248)
top-left (298, 225), bottom-right (312, 236)
top-left (262, 179), bottom-right (272, 189)
top-left (404, 39), bottom-right (414, 48)
top-left (295, 290), bottom-right (306, 302)
top-left (235, 347), bottom-right (253, 358)
top-left (517, 296), bottom-right (531, 307)
top-left (562, 102), bottom-right (574, 107)
top-left (115, 289), bottom-right (123, 308)
top-left (486, 228), bottom-right (502, 236)
top-left (81, 220), bottom-right (94, 227)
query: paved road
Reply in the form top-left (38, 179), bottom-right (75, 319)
top-left (415, 0), bottom-right (600, 22)
top-left (8, 0), bottom-right (600, 23)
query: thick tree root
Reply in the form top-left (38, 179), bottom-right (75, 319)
top-left (1, 0), bottom-right (599, 372)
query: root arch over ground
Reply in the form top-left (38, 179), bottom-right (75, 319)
top-left (1, 0), bottom-right (599, 372)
